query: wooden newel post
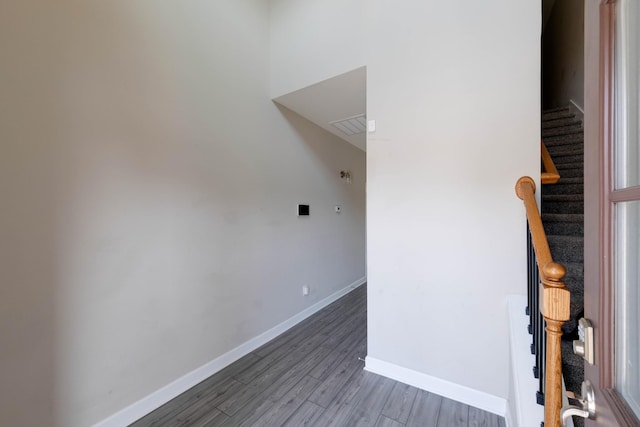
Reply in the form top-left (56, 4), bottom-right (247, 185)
top-left (541, 262), bottom-right (571, 427)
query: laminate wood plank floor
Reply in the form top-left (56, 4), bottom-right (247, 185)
top-left (130, 285), bottom-right (505, 427)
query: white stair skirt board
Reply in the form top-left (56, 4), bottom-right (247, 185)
top-left (94, 276), bottom-right (367, 427)
top-left (508, 295), bottom-right (545, 427)
top-left (567, 98), bottom-right (585, 124)
top-left (365, 357), bottom-right (507, 419)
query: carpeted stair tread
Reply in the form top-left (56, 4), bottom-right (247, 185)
top-left (555, 161), bottom-right (583, 170)
top-left (543, 110), bottom-right (577, 121)
top-left (543, 124), bottom-right (584, 138)
top-left (562, 341), bottom-right (584, 396)
top-left (561, 262), bottom-right (585, 314)
top-left (543, 194), bottom-right (584, 214)
top-left (544, 220), bottom-right (584, 236)
top-left (543, 105), bottom-right (572, 113)
top-left (557, 177), bottom-right (583, 185)
top-left (542, 213), bottom-right (584, 223)
top-left (551, 154), bottom-right (584, 165)
top-left (546, 176), bottom-right (583, 185)
top-left (541, 105), bottom-right (585, 402)
top-left (563, 261), bottom-right (584, 276)
top-left (546, 141), bottom-right (583, 151)
top-left (564, 295), bottom-right (585, 337)
top-left (554, 165), bottom-right (584, 178)
top-left (542, 117), bottom-right (583, 129)
top-left (556, 171), bottom-right (584, 178)
top-left (543, 133), bottom-right (584, 146)
top-left (543, 186), bottom-right (583, 196)
top-left (548, 235), bottom-right (584, 263)
top-left (546, 147), bottom-right (584, 157)
top-left (542, 214), bottom-right (584, 235)
top-left (563, 277), bottom-right (584, 298)
top-left (545, 184), bottom-right (584, 196)
top-left (555, 171), bottom-right (584, 180)
top-left (562, 262), bottom-right (585, 294)
top-left (543, 194), bottom-right (584, 202)
top-left (543, 202), bottom-right (584, 214)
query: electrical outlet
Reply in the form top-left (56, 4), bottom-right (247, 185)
top-left (302, 285), bottom-right (310, 296)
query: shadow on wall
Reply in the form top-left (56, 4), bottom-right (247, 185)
top-left (273, 103), bottom-right (367, 289)
top-left (1, 2), bottom-right (234, 426)
top-left (2, 2), bottom-right (68, 426)
top-left (274, 103), bottom-right (365, 191)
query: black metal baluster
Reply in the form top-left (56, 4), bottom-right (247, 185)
top-left (526, 225), bottom-right (533, 327)
top-left (527, 223), bottom-right (545, 406)
top-left (537, 309), bottom-right (546, 405)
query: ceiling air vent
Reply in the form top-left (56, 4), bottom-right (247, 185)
top-left (330, 114), bottom-right (366, 136)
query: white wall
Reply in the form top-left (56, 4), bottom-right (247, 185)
top-left (270, 0), bottom-right (540, 405)
top-left (269, 0), bottom-right (367, 98)
top-left (0, 1), bottom-right (366, 426)
top-left (366, 0), bottom-right (540, 401)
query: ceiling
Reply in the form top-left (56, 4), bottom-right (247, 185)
top-left (273, 66), bottom-right (366, 151)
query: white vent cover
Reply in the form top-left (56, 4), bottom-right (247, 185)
top-left (330, 114), bottom-right (366, 136)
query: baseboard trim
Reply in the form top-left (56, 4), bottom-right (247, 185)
top-left (504, 405), bottom-right (514, 427)
top-left (364, 357), bottom-right (507, 418)
top-left (93, 276), bottom-right (367, 427)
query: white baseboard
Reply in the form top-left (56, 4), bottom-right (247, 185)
top-left (364, 357), bottom-right (507, 417)
top-left (93, 276), bottom-right (367, 427)
top-left (505, 405), bottom-right (514, 427)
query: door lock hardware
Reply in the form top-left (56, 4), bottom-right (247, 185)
top-left (561, 380), bottom-right (596, 426)
top-left (573, 318), bottom-right (594, 364)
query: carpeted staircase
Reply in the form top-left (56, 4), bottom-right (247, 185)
top-left (541, 105), bottom-right (584, 398)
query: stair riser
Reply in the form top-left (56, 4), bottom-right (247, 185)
top-left (544, 222), bottom-right (585, 235)
top-left (543, 118), bottom-right (583, 129)
top-left (546, 146), bottom-right (584, 156)
top-left (542, 201), bottom-right (584, 214)
top-left (553, 155), bottom-right (584, 164)
top-left (550, 176), bottom-right (583, 183)
top-left (556, 177), bottom-right (584, 185)
top-left (568, 298), bottom-right (584, 316)
top-left (543, 105), bottom-right (572, 112)
top-left (542, 214), bottom-right (584, 223)
top-left (563, 263), bottom-right (584, 278)
top-left (542, 184), bottom-right (584, 195)
top-left (564, 277), bottom-right (584, 295)
top-left (543, 110), bottom-right (575, 120)
top-left (543, 134), bottom-right (584, 146)
top-left (554, 167), bottom-right (583, 178)
top-left (543, 125), bottom-right (584, 137)
top-left (562, 298), bottom-right (585, 336)
top-left (549, 149), bottom-right (584, 163)
top-left (548, 238), bottom-right (584, 263)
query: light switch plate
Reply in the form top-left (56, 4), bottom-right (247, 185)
top-left (367, 120), bottom-right (376, 132)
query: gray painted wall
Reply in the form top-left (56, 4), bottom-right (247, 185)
top-left (272, 0), bottom-right (541, 405)
top-left (0, 2), bottom-right (366, 425)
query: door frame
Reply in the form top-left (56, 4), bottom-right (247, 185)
top-left (584, 0), bottom-right (640, 425)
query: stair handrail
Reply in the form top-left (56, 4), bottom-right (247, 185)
top-left (541, 141), bottom-right (560, 184)
top-left (515, 176), bottom-right (571, 427)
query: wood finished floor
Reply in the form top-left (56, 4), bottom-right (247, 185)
top-left (130, 285), bottom-right (505, 427)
